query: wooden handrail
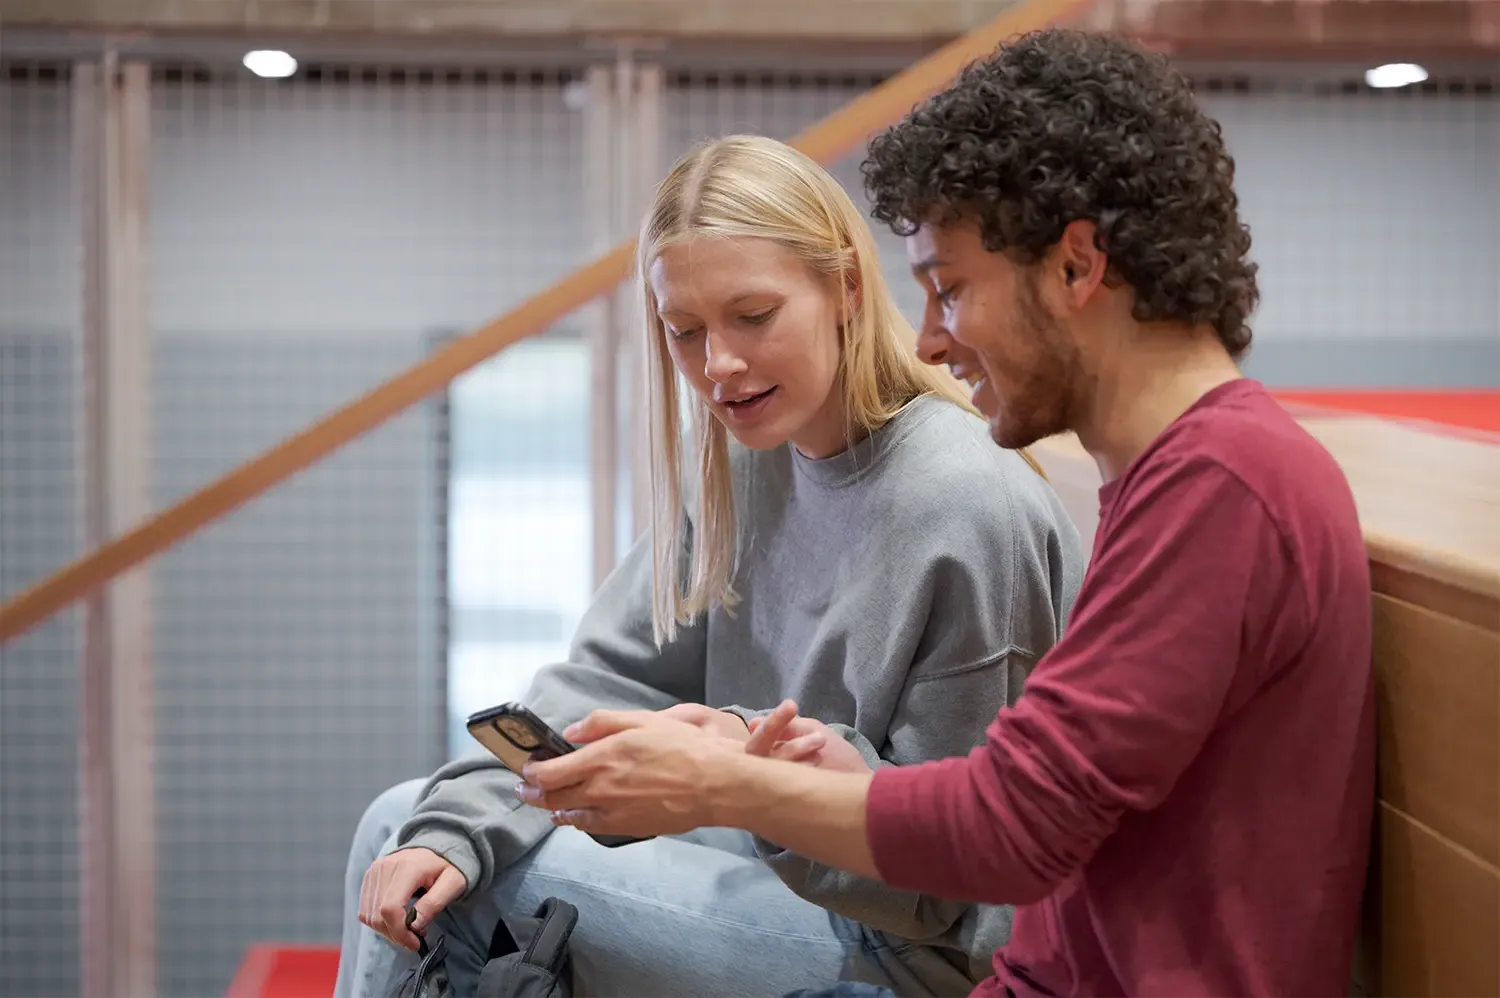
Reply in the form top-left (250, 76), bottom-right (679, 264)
top-left (0, 0), bottom-right (1094, 644)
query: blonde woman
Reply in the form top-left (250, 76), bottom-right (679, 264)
top-left (337, 135), bottom-right (1083, 998)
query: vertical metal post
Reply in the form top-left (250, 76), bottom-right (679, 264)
top-left (588, 44), bottom-right (664, 578)
top-left (610, 48), bottom-right (639, 562)
top-left (626, 63), bottom-right (662, 544)
top-left (583, 63), bottom-right (618, 589)
top-left (74, 55), bottom-right (157, 998)
top-left (73, 57), bottom-right (110, 998)
top-left (108, 62), bottom-right (156, 998)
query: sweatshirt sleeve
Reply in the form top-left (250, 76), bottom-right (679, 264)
top-left (865, 457), bottom-right (1294, 906)
top-left (750, 458), bottom-right (1081, 965)
top-left (396, 527), bottom-right (708, 895)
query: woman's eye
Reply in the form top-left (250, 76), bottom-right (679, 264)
top-left (668, 326), bottom-right (700, 341)
top-left (742, 308), bottom-right (777, 326)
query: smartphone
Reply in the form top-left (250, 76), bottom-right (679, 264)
top-left (465, 702), bottom-right (646, 849)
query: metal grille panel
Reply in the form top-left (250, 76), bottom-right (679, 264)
top-left (0, 62), bottom-right (84, 998)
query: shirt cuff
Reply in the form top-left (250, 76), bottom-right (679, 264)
top-left (395, 826), bottom-right (481, 898)
top-left (865, 763), bottom-right (939, 891)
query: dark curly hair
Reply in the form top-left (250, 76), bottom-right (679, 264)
top-left (862, 28), bottom-right (1259, 357)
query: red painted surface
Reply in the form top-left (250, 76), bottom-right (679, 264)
top-left (1273, 390), bottom-right (1500, 437)
top-left (225, 945), bottom-right (340, 998)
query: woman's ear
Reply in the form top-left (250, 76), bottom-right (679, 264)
top-left (842, 262), bottom-right (864, 323)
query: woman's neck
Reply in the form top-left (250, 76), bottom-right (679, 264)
top-left (792, 394), bottom-right (861, 460)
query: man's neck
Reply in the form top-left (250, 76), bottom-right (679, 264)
top-left (1075, 325), bottom-right (1243, 483)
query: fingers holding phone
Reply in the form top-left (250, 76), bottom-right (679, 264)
top-left (466, 702), bottom-right (650, 848)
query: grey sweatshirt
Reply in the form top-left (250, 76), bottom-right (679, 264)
top-left (397, 393), bottom-right (1084, 987)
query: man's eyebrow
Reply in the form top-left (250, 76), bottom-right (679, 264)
top-left (912, 255), bottom-right (946, 274)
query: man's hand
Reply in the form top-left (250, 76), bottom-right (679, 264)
top-left (659, 702), bottom-right (753, 742)
top-left (522, 705), bottom-right (880, 880)
top-left (358, 847), bottom-right (467, 950)
top-left (746, 703), bottom-right (873, 774)
top-left (516, 708), bottom-right (822, 838)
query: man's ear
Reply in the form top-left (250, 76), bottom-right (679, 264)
top-left (1054, 219), bottom-right (1108, 306)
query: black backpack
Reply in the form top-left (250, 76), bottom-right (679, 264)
top-left (390, 895), bottom-right (579, 998)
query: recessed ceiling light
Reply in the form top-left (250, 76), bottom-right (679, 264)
top-left (1364, 63), bottom-right (1428, 89)
top-left (243, 50), bottom-right (298, 79)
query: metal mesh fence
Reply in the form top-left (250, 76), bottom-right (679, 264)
top-left (1191, 72), bottom-right (1498, 387)
top-left (144, 62), bottom-right (589, 996)
top-left (0, 38), bottom-right (1494, 998)
top-left (659, 66), bottom-right (1499, 387)
top-left (0, 61), bottom-right (84, 998)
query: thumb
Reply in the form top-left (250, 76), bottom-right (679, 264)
top-left (411, 865), bottom-right (466, 931)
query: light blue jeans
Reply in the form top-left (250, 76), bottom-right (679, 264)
top-left (335, 779), bottom-right (971, 998)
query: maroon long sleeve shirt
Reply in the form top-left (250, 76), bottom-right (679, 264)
top-left (866, 379), bottom-right (1376, 997)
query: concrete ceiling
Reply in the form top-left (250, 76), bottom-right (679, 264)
top-left (0, 0), bottom-right (1027, 42)
top-left (1082, 0), bottom-right (1499, 60)
top-left (0, 0), bottom-right (1494, 60)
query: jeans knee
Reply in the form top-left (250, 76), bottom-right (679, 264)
top-left (353, 777), bottom-right (428, 855)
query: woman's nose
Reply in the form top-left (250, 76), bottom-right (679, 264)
top-left (704, 331), bottom-right (748, 382)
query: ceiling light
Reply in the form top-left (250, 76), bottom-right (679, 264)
top-left (243, 50), bottom-right (298, 79)
top-left (1364, 63), bottom-right (1428, 89)
top-left (561, 80), bottom-right (590, 111)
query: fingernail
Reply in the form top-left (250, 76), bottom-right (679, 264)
top-left (562, 722), bottom-right (581, 740)
top-left (514, 783), bottom-right (538, 802)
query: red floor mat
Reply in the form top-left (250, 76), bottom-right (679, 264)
top-left (1273, 390), bottom-right (1500, 436)
top-left (225, 945), bottom-right (339, 998)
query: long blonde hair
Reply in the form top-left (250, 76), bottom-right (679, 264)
top-left (641, 134), bottom-right (1044, 644)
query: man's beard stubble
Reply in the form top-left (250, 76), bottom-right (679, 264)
top-left (989, 274), bottom-right (1078, 451)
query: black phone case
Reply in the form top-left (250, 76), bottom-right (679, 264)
top-left (465, 702), bottom-right (645, 849)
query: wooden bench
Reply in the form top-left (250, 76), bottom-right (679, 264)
top-left (1029, 411), bottom-right (1500, 997)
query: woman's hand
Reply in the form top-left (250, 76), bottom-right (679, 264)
top-left (746, 702), bottom-right (873, 774)
top-left (358, 847), bottom-right (467, 950)
top-left (658, 702), bottom-right (753, 743)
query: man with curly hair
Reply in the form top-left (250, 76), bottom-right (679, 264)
top-left (517, 28), bottom-right (1377, 998)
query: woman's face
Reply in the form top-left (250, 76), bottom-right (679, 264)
top-left (650, 235), bottom-right (847, 458)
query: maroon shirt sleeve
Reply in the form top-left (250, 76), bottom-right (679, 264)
top-left (865, 452), bottom-right (1300, 905)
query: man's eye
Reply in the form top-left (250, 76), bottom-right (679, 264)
top-left (935, 286), bottom-right (959, 305)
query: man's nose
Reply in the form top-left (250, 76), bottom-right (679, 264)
top-left (915, 319), bottom-right (952, 367)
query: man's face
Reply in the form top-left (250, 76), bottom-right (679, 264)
top-left (906, 222), bottom-right (1080, 449)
